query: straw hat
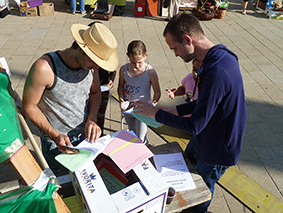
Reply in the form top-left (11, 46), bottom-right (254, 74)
top-left (71, 23), bottom-right (118, 71)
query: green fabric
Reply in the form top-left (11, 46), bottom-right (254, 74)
top-left (0, 72), bottom-right (24, 163)
top-left (0, 182), bottom-right (57, 213)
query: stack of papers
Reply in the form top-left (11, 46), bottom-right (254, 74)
top-left (153, 152), bottom-right (196, 191)
top-left (103, 130), bottom-right (153, 173)
top-left (55, 130), bottom-right (154, 174)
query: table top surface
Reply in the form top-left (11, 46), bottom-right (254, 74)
top-left (62, 141), bottom-right (211, 213)
top-left (149, 142), bottom-right (211, 213)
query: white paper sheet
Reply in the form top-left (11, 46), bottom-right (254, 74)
top-left (0, 57), bottom-right (11, 76)
top-left (153, 152), bottom-right (196, 191)
top-left (100, 84), bottom-right (110, 92)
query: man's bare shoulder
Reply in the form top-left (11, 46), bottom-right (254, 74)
top-left (28, 55), bottom-right (54, 88)
top-left (33, 55), bottom-right (53, 72)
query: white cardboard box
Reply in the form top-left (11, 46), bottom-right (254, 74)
top-left (71, 133), bottom-right (168, 213)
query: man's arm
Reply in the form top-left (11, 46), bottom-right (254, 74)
top-left (22, 56), bottom-right (76, 153)
top-left (85, 68), bottom-right (102, 142)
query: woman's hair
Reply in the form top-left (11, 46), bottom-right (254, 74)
top-left (163, 12), bottom-right (205, 43)
top-left (127, 40), bottom-right (147, 57)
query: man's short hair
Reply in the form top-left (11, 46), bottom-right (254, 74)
top-left (163, 12), bottom-right (205, 43)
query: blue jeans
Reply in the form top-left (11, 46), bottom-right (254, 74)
top-left (70, 0), bottom-right (85, 12)
top-left (185, 136), bottom-right (228, 212)
top-left (41, 133), bottom-right (85, 172)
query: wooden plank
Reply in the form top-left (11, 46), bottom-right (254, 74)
top-left (8, 145), bottom-right (70, 212)
top-left (218, 166), bottom-right (283, 213)
top-left (54, 194), bottom-right (71, 213)
top-left (9, 145), bottom-right (42, 185)
top-left (149, 142), bottom-right (211, 212)
top-left (149, 125), bottom-right (191, 151)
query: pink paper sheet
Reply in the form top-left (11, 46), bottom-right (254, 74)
top-left (103, 130), bottom-right (154, 174)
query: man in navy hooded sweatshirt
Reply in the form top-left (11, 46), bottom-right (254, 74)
top-left (134, 13), bottom-right (247, 212)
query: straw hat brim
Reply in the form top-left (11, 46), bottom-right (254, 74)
top-left (71, 24), bottom-right (118, 72)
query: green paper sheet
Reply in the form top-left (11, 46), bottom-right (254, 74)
top-left (55, 149), bottom-right (93, 172)
top-left (131, 110), bottom-right (163, 128)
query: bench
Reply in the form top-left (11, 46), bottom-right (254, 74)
top-left (111, 92), bottom-right (283, 212)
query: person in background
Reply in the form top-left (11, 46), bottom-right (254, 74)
top-left (117, 40), bottom-right (161, 144)
top-left (22, 23), bottom-right (118, 173)
top-left (133, 13), bottom-right (247, 212)
top-left (166, 59), bottom-right (201, 102)
top-left (70, 0), bottom-right (86, 14)
top-left (97, 67), bottom-right (116, 135)
top-left (242, 0), bottom-right (249, 15)
top-left (164, 0), bottom-right (180, 21)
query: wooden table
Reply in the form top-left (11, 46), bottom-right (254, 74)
top-left (149, 142), bottom-right (211, 213)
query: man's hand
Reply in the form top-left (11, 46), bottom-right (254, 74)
top-left (85, 120), bottom-right (101, 143)
top-left (133, 100), bottom-right (159, 117)
top-left (54, 134), bottom-right (78, 154)
top-left (158, 106), bottom-right (178, 115)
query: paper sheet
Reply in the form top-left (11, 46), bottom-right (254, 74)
top-left (55, 135), bottom-right (114, 172)
top-left (0, 57), bottom-right (11, 76)
top-left (153, 152), bottom-right (196, 191)
top-left (55, 131), bottom-right (153, 174)
top-left (99, 167), bottom-right (126, 194)
top-left (55, 149), bottom-right (94, 172)
top-left (103, 130), bottom-right (154, 174)
top-left (100, 84), bottom-right (111, 92)
top-left (122, 107), bottom-right (133, 114)
top-left (131, 110), bottom-right (163, 128)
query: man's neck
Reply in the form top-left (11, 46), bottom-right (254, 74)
top-left (58, 48), bottom-right (81, 69)
top-left (194, 37), bottom-right (214, 63)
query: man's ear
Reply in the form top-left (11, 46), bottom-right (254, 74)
top-left (183, 35), bottom-right (192, 45)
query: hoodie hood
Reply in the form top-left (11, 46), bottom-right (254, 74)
top-left (197, 44), bottom-right (238, 75)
